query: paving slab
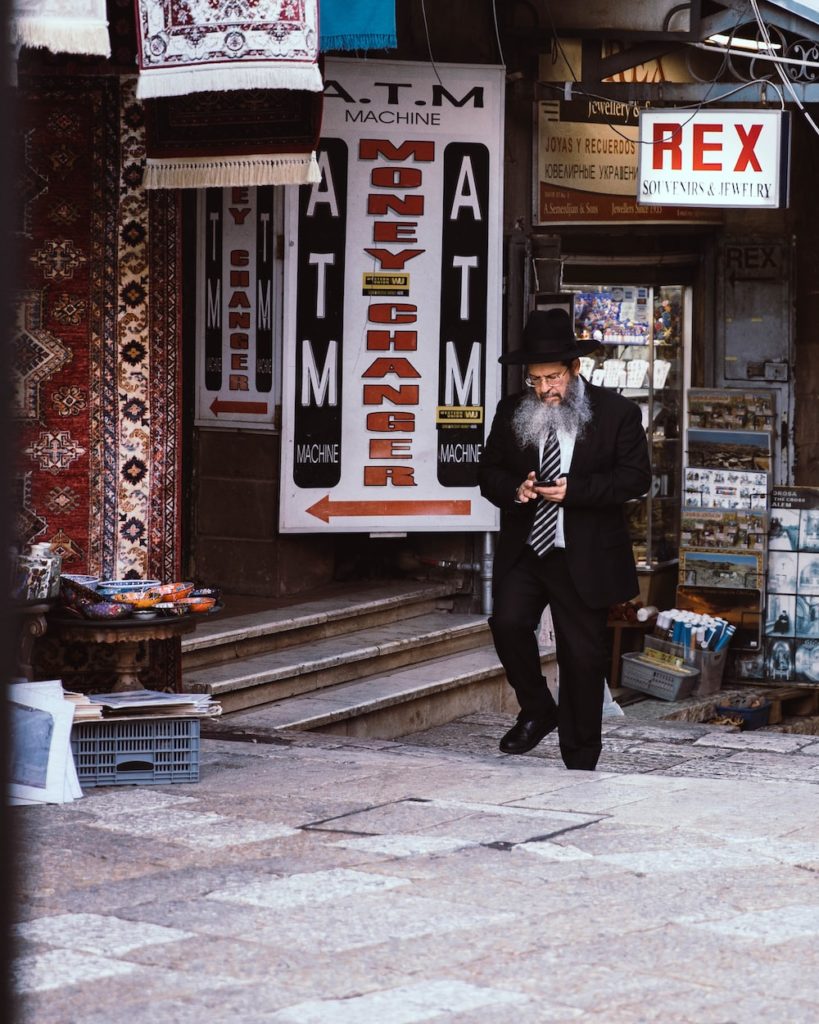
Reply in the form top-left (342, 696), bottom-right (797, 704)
top-left (10, 718), bottom-right (819, 1023)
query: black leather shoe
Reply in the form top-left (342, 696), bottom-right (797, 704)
top-left (499, 713), bottom-right (558, 754)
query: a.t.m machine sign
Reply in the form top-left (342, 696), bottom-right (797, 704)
top-left (280, 59), bottom-right (503, 533)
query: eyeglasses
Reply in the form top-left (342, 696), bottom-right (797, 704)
top-left (524, 368), bottom-right (569, 388)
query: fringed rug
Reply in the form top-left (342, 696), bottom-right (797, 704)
top-left (143, 86), bottom-right (322, 188)
top-left (12, 0), bottom-right (111, 57)
top-left (134, 0), bottom-right (322, 99)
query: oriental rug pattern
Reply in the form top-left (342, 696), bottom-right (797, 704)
top-left (15, 74), bottom-right (182, 585)
top-left (134, 0), bottom-right (322, 99)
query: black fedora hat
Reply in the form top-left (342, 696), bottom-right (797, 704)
top-left (499, 308), bottom-right (599, 365)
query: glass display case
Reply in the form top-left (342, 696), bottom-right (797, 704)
top-left (570, 284), bottom-right (687, 574)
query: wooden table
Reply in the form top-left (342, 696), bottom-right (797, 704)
top-left (49, 614), bottom-right (196, 691)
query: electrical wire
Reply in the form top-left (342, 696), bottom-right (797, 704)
top-left (491, 0), bottom-right (506, 67)
top-left (420, 0), bottom-right (444, 86)
top-left (749, 0), bottom-right (819, 138)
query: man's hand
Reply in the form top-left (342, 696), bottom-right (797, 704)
top-left (516, 471), bottom-right (566, 504)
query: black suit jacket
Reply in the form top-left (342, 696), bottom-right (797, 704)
top-left (478, 381), bottom-right (652, 609)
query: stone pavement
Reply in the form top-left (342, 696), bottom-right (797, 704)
top-left (11, 711), bottom-right (819, 1024)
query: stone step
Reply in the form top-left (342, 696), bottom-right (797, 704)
top-left (202, 644), bottom-right (558, 740)
top-left (183, 611), bottom-right (492, 714)
top-left (182, 579), bottom-right (458, 670)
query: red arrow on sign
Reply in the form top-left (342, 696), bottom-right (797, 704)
top-left (210, 398), bottom-right (268, 416)
top-left (306, 495), bottom-right (471, 523)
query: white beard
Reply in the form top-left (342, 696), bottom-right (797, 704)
top-left (511, 374), bottom-right (593, 449)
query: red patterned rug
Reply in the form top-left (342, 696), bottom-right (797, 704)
top-left (14, 74), bottom-right (181, 585)
top-left (16, 73), bottom-right (183, 690)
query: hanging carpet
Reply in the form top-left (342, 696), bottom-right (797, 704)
top-left (12, 0), bottom-right (111, 57)
top-left (133, 0), bottom-right (322, 100)
top-left (14, 74), bottom-right (182, 585)
top-left (143, 86), bottom-right (322, 189)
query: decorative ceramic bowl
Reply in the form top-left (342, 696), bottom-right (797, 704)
top-left (80, 600), bottom-right (134, 620)
top-left (191, 586), bottom-right (221, 603)
top-left (97, 578), bottom-right (160, 597)
top-left (110, 590), bottom-right (164, 609)
top-left (60, 577), bottom-right (102, 606)
top-left (155, 601), bottom-right (191, 616)
top-left (61, 574), bottom-right (99, 589)
top-left (175, 596), bottom-right (216, 614)
top-left (151, 581), bottom-right (195, 601)
top-left (131, 608), bottom-right (158, 620)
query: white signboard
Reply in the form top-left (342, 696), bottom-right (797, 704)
top-left (637, 109), bottom-right (790, 208)
top-left (280, 59), bottom-right (503, 533)
top-left (195, 187), bottom-right (277, 429)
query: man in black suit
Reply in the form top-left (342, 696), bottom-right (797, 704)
top-left (478, 308), bottom-right (651, 770)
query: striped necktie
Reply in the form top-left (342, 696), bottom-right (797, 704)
top-left (528, 428), bottom-right (561, 557)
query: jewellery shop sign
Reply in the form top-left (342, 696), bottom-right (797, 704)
top-left (637, 108), bottom-right (791, 209)
top-left (280, 59), bottom-right (503, 533)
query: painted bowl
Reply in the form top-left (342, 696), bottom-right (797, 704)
top-left (190, 586), bottom-right (221, 603)
top-left (97, 578), bottom-right (160, 597)
top-left (60, 577), bottom-right (103, 606)
top-left (110, 590), bottom-right (164, 609)
top-left (175, 596), bottom-right (216, 614)
top-left (80, 600), bottom-right (134, 620)
top-left (155, 601), bottom-right (191, 616)
top-left (151, 581), bottom-right (195, 601)
top-left (61, 574), bottom-right (99, 589)
top-left (131, 608), bottom-right (159, 620)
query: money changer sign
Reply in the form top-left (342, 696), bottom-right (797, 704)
top-left (281, 59), bottom-right (503, 532)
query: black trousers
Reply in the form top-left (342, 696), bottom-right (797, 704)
top-left (489, 545), bottom-right (608, 770)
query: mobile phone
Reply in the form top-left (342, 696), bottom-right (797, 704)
top-left (535, 477), bottom-right (558, 487)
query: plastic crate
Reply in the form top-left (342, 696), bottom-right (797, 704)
top-left (620, 652), bottom-right (699, 701)
top-left (70, 717), bottom-right (200, 787)
top-left (643, 636), bottom-right (728, 697)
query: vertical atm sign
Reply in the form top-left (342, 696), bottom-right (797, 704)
top-left (281, 59), bottom-right (504, 533)
top-left (637, 109), bottom-right (790, 208)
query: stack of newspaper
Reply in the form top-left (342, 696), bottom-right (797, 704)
top-left (84, 689), bottom-right (222, 718)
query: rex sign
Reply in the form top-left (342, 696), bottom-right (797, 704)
top-left (280, 59), bottom-right (503, 533)
top-left (637, 109), bottom-right (790, 208)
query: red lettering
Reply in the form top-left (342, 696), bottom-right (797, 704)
top-left (229, 208), bottom-right (251, 224)
top-left (366, 330), bottom-right (418, 351)
top-left (228, 312), bottom-right (250, 329)
top-left (363, 248), bottom-right (425, 270)
top-left (367, 194), bottom-right (425, 216)
top-left (230, 250), bottom-right (249, 266)
top-left (358, 139), bottom-right (435, 162)
top-left (372, 167), bottom-right (423, 189)
top-left (363, 466), bottom-right (416, 486)
top-left (369, 439), bottom-right (412, 459)
top-left (362, 358), bottom-right (421, 379)
top-left (230, 333), bottom-right (249, 349)
top-left (229, 270), bottom-right (250, 286)
top-left (692, 123), bottom-right (722, 171)
top-left (652, 122), bottom-right (682, 170)
top-left (374, 222), bottom-right (418, 243)
top-left (362, 385), bottom-right (419, 405)
top-left (368, 304), bottom-right (417, 324)
top-left (366, 412), bottom-right (416, 432)
top-left (734, 123), bottom-right (763, 172)
top-left (230, 354), bottom-right (248, 370)
top-left (229, 374), bottom-right (249, 390)
top-left (228, 291), bottom-right (251, 309)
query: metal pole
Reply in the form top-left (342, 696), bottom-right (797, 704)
top-left (481, 531), bottom-right (494, 617)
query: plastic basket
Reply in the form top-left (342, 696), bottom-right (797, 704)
top-left (643, 636), bottom-right (728, 696)
top-left (70, 717), bottom-right (200, 787)
top-left (620, 651), bottom-right (699, 701)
